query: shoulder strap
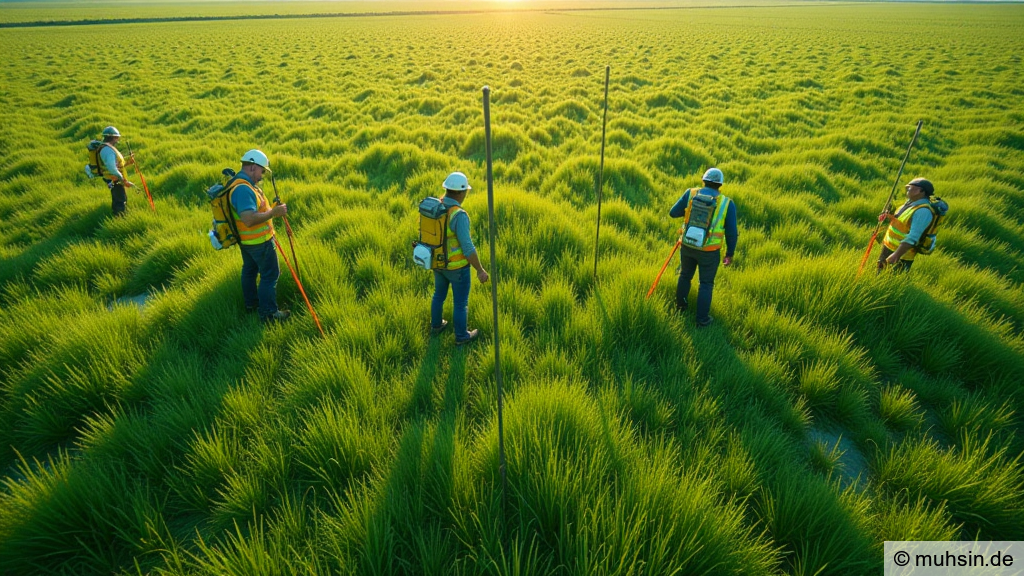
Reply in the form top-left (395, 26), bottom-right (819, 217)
top-left (446, 205), bottom-right (464, 233)
top-left (225, 177), bottom-right (252, 203)
top-left (920, 203), bottom-right (941, 236)
top-left (224, 177), bottom-right (241, 193)
top-left (94, 143), bottom-right (114, 176)
top-left (710, 196), bottom-right (730, 230)
top-left (906, 203), bottom-right (933, 217)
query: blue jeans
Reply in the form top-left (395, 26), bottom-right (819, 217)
top-left (677, 246), bottom-right (720, 324)
top-left (432, 267), bottom-right (471, 340)
top-left (240, 239), bottom-right (280, 318)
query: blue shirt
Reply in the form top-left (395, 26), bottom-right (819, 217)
top-left (229, 172), bottom-right (260, 215)
top-left (896, 198), bottom-right (935, 246)
top-left (669, 187), bottom-right (738, 257)
top-left (442, 196), bottom-right (476, 258)
top-left (98, 145), bottom-right (124, 180)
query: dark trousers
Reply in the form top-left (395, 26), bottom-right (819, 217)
top-left (878, 246), bottom-right (913, 273)
top-left (676, 246), bottom-right (721, 324)
top-left (240, 239), bottom-right (280, 318)
top-left (107, 180), bottom-right (127, 216)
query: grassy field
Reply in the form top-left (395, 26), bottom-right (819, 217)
top-left (1, 2), bottom-right (1024, 574)
top-left (0, 1), bottom-right (750, 25)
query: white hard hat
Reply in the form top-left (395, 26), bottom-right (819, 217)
top-left (702, 167), bottom-right (724, 185)
top-left (442, 172), bottom-right (471, 192)
top-left (241, 149), bottom-right (270, 169)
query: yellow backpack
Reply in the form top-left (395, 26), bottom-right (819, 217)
top-left (412, 197), bottom-right (451, 270)
top-left (914, 197), bottom-right (949, 256)
top-left (85, 140), bottom-right (109, 179)
top-left (682, 191), bottom-right (719, 248)
top-left (206, 169), bottom-right (243, 250)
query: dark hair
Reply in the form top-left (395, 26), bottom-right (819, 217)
top-left (702, 180), bottom-right (722, 190)
top-left (103, 135), bottom-right (118, 143)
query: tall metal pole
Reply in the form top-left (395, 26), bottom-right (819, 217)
top-left (270, 172), bottom-right (300, 282)
top-left (593, 65), bottom-right (610, 280)
top-left (482, 86), bottom-right (509, 546)
top-left (856, 120), bottom-right (923, 277)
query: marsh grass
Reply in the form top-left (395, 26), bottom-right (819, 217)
top-left (1, 2), bottom-right (1023, 574)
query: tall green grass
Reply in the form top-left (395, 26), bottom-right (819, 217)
top-left (1, 2), bottom-right (1023, 574)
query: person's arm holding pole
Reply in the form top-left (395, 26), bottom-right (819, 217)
top-left (270, 172), bottom-right (300, 280)
top-left (647, 189), bottom-right (693, 298)
top-left (857, 120), bottom-right (923, 277)
top-left (125, 140), bottom-right (156, 212)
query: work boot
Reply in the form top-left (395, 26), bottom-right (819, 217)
top-left (431, 319), bottom-right (449, 335)
top-left (676, 297), bottom-right (688, 313)
top-left (262, 310), bottom-right (291, 324)
top-left (455, 329), bottom-right (479, 346)
top-left (696, 316), bottom-right (714, 328)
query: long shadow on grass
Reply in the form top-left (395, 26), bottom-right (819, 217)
top-left (407, 337), bottom-right (442, 419)
top-left (0, 272), bottom-right (268, 574)
top-left (684, 319), bottom-right (875, 575)
top-left (355, 343), bottom-right (467, 574)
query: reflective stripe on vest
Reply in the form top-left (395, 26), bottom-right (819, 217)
top-left (229, 180), bottom-right (276, 245)
top-left (882, 203), bottom-right (929, 261)
top-left (445, 205), bottom-right (469, 270)
top-left (684, 189), bottom-right (731, 252)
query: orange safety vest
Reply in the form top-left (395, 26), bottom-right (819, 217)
top-left (882, 202), bottom-right (932, 262)
top-left (228, 179), bottom-right (275, 245)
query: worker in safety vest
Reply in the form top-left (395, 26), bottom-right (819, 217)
top-left (95, 126), bottom-right (136, 217)
top-left (878, 177), bottom-right (936, 273)
top-left (228, 150), bottom-right (290, 323)
top-left (669, 168), bottom-right (738, 328)
top-left (431, 172), bottom-right (489, 345)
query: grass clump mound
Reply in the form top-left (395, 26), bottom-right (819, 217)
top-left (543, 157), bottom-right (656, 207)
top-left (460, 126), bottom-right (529, 163)
top-left (356, 142), bottom-right (447, 190)
top-left (637, 136), bottom-right (713, 178)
